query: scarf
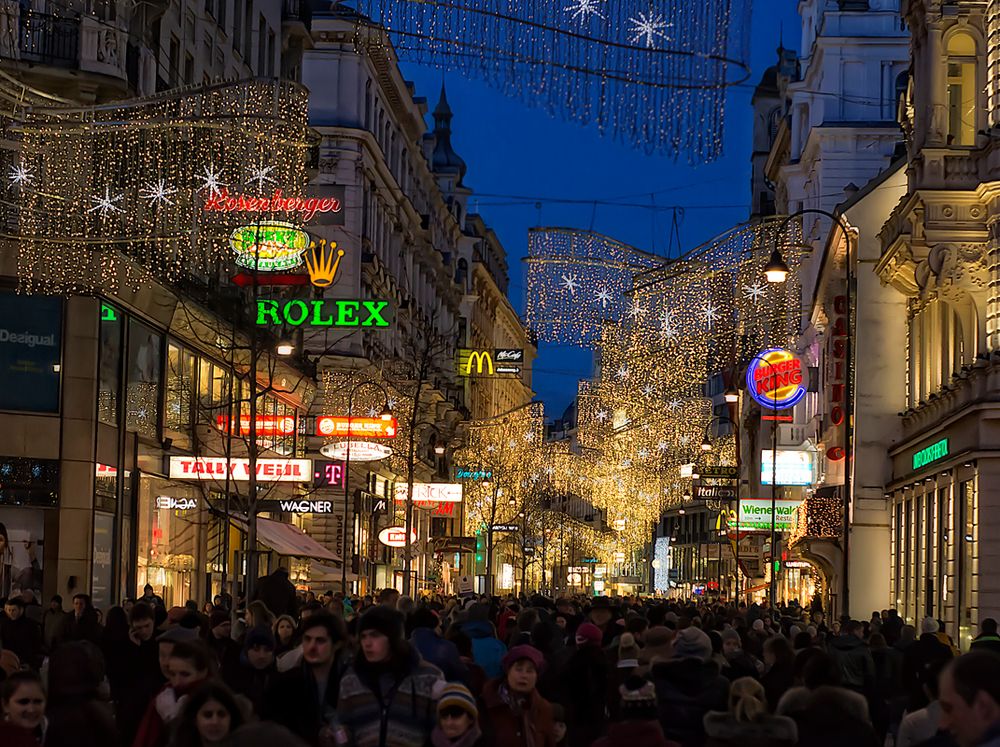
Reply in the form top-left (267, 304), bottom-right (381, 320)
top-left (431, 725), bottom-right (483, 747)
top-left (499, 684), bottom-right (535, 747)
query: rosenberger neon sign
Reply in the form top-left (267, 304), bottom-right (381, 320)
top-left (206, 189), bottom-right (342, 222)
top-left (746, 348), bottom-right (806, 410)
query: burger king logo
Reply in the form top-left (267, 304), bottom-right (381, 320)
top-left (746, 348), bottom-right (806, 410)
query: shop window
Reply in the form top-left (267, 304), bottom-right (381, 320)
top-left (136, 476), bottom-right (204, 608)
top-left (0, 293), bottom-right (62, 414)
top-left (958, 479), bottom-right (977, 649)
top-left (165, 343), bottom-right (196, 436)
top-left (126, 320), bottom-right (162, 440)
top-left (946, 32), bottom-right (978, 146)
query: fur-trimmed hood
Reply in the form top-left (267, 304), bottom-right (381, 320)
top-left (703, 711), bottom-right (798, 742)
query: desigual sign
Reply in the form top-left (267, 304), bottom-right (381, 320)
top-left (746, 348), bottom-right (806, 410)
top-left (168, 457), bottom-right (312, 482)
top-left (156, 496), bottom-right (198, 510)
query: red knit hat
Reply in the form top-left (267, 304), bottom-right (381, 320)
top-left (502, 644), bottom-right (545, 673)
top-left (575, 622), bottom-right (603, 648)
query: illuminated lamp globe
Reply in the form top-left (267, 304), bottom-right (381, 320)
top-left (701, 437), bottom-right (712, 452)
top-left (434, 442), bottom-right (446, 456)
top-left (764, 249), bottom-right (790, 284)
top-left (651, 559), bottom-right (662, 570)
top-left (276, 341), bottom-right (294, 356)
top-left (724, 387), bottom-right (739, 404)
top-left (379, 403), bottom-right (393, 421)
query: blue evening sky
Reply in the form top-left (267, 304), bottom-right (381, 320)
top-left (401, 0), bottom-right (802, 419)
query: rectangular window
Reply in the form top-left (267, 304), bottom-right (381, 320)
top-left (126, 319), bottom-right (162, 439)
top-left (958, 480), bottom-right (977, 649)
top-left (266, 27), bottom-right (275, 77)
top-left (218, 0), bottom-right (227, 30)
top-left (257, 15), bottom-right (266, 73)
top-left (165, 343), bottom-right (196, 435)
top-left (244, 0), bottom-right (253, 63)
top-left (947, 61), bottom-right (976, 146)
top-left (169, 35), bottom-right (180, 85)
top-left (184, 53), bottom-right (194, 84)
top-left (937, 487), bottom-right (949, 626)
top-left (98, 302), bottom-right (122, 425)
top-left (232, 0), bottom-right (242, 52)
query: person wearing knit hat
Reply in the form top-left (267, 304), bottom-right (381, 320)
top-left (225, 625), bottom-right (277, 714)
top-left (207, 607), bottom-right (240, 675)
top-left (575, 621), bottom-right (603, 649)
top-left (481, 643), bottom-right (558, 747)
top-left (432, 682), bottom-right (483, 747)
top-left (410, 605), bottom-right (467, 682)
top-left (638, 626), bottom-right (674, 672)
top-left (617, 633), bottom-right (640, 669)
top-left (592, 675), bottom-right (678, 747)
top-left (672, 627), bottom-right (714, 662)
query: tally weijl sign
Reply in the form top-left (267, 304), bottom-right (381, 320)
top-left (169, 457), bottom-right (312, 482)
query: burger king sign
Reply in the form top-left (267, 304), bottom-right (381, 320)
top-left (746, 348), bottom-right (806, 410)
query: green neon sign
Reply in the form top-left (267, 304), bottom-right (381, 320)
top-left (100, 303), bottom-right (118, 322)
top-left (255, 299), bottom-right (391, 328)
top-left (912, 438), bottom-right (948, 470)
top-left (230, 221), bottom-right (309, 271)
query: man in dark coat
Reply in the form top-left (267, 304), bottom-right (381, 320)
top-left (1, 596), bottom-right (43, 667)
top-left (253, 567), bottom-right (298, 618)
top-left (111, 602), bottom-right (163, 744)
top-left (409, 606), bottom-right (467, 682)
top-left (970, 618), bottom-right (1000, 657)
top-left (66, 593), bottom-right (102, 644)
top-left (903, 618), bottom-right (954, 711)
top-left (227, 626), bottom-right (278, 714)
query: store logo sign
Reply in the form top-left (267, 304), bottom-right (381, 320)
top-left (229, 221), bottom-right (310, 271)
top-left (395, 483), bottom-right (463, 503)
top-left (316, 416), bottom-right (397, 438)
top-left (747, 348), bottom-right (806, 410)
top-left (455, 466), bottom-right (493, 481)
top-left (912, 438), bottom-right (948, 470)
top-left (304, 240), bottom-right (345, 288)
top-left (206, 189), bottom-right (342, 222)
top-left (378, 526), bottom-right (417, 548)
top-left (255, 299), bottom-right (391, 327)
top-left (278, 499), bottom-right (334, 513)
top-left (216, 415), bottom-right (296, 436)
top-left (456, 348), bottom-right (523, 377)
top-left (319, 441), bottom-right (393, 461)
top-left (168, 456), bottom-right (312, 482)
top-left (156, 496), bottom-right (198, 510)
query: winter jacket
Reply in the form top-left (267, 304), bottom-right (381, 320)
top-left (702, 711), bottom-right (798, 747)
top-left (650, 658), bottom-right (729, 747)
top-left (411, 627), bottom-right (467, 682)
top-left (971, 635), bottom-right (1000, 658)
top-left (556, 646), bottom-right (609, 747)
top-left (0, 614), bottom-right (43, 667)
top-left (828, 634), bottom-right (875, 692)
top-left (41, 607), bottom-right (69, 650)
top-left (591, 719), bottom-right (679, 747)
top-left (459, 620), bottom-right (507, 679)
top-left (336, 647), bottom-right (443, 747)
top-left (902, 633), bottom-right (953, 711)
top-left (252, 569), bottom-right (298, 618)
top-left (226, 657), bottom-right (278, 715)
top-left (479, 678), bottom-right (556, 747)
top-left (262, 649), bottom-right (351, 746)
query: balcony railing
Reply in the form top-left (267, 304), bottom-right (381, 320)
top-left (19, 12), bottom-right (79, 67)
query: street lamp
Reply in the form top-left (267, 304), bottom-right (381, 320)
top-left (343, 380), bottom-right (392, 593)
top-left (276, 341), bottom-right (294, 356)
top-left (724, 386), bottom-right (740, 404)
top-left (763, 249), bottom-right (790, 284)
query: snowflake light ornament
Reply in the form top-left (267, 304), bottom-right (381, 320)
top-left (196, 164), bottom-right (226, 197)
top-left (657, 440), bottom-right (669, 452)
top-left (595, 409), bottom-right (609, 422)
top-left (563, 0), bottom-right (606, 22)
top-left (139, 179), bottom-right (177, 207)
top-left (667, 398), bottom-right (682, 411)
top-left (248, 164), bottom-right (276, 191)
top-left (628, 10), bottom-right (672, 49)
top-left (595, 288), bottom-right (613, 308)
top-left (616, 365), bottom-right (629, 380)
top-left (642, 384), bottom-right (655, 398)
top-left (743, 282), bottom-right (767, 304)
top-left (8, 164), bottom-right (32, 187)
top-left (560, 273), bottom-right (581, 294)
top-left (628, 300), bottom-right (646, 320)
top-left (86, 187), bottom-right (125, 217)
top-left (702, 302), bottom-right (720, 331)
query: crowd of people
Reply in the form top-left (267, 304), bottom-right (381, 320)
top-left (2, 569), bottom-right (1000, 747)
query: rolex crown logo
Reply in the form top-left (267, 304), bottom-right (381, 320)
top-left (305, 239), bottom-right (344, 288)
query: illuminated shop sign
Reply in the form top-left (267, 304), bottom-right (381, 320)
top-left (168, 456), bottom-right (312, 482)
top-left (278, 499), bottom-right (334, 514)
top-left (456, 348), bottom-right (523, 377)
top-left (206, 189), bottom-right (342, 222)
top-left (255, 299), bottom-right (391, 328)
top-left (216, 415), bottom-right (297, 436)
top-left (379, 526), bottom-right (417, 548)
top-left (315, 416), bottom-right (397, 438)
top-left (312, 462), bottom-right (347, 489)
top-left (319, 441), bottom-right (393, 461)
top-left (455, 466), bottom-right (493, 481)
top-left (229, 222), bottom-right (310, 271)
top-left (912, 438), bottom-right (949, 470)
top-left (395, 483), bottom-right (463, 503)
top-left (156, 496), bottom-right (198, 510)
top-left (761, 450), bottom-right (815, 486)
top-left (736, 499), bottom-right (803, 532)
top-left (746, 348), bottom-right (806, 410)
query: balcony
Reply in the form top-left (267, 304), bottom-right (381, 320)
top-left (0, 7), bottom-right (127, 87)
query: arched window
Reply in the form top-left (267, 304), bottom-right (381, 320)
top-left (908, 298), bottom-right (975, 407)
top-left (946, 31), bottom-right (978, 145)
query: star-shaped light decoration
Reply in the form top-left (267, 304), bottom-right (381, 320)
top-left (667, 398), bottom-right (682, 411)
top-left (248, 164), bottom-right (276, 191)
top-left (659, 309), bottom-right (677, 341)
top-left (595, 409), bottom-right (609, 422)
top-left (139, 179), bottom-right (177, 207)
top-left (595, 288), bottom-right (613, 308)
top-left (560, 273), bottom-right (581, 294)
top-left (524, 430), bottom-right (535, 441)
top-left (86, 187), bottom-right (125, 218)
top-left (366, 407), bottom-right (378, 418)
top-left (628, 300), bottom-right (646, 320)
top-left (563, 0), bottom-right (606, 22)
top-left (616, 365), bottom-right (629, 380)
top-left (628, 10), bottom-right (672, 48)
top-left (386, 398), bottom-right (397, 411)
top-left (486, 444), bottom-right (496, 452)
top-left (8, 164), bottom-right (32, 187)
top-left (543, 465), bottom-right (556, 477)
top-left (637, 448), bottom-right (649, 459)
top-left (642, 384), bottom-right (655, 398)
top-left (196, 163), bottom-right (226, 197)
top-left (621, 459), bottom-right (632, 468)
top-left (656, 440), bottom-right (669, 452)
top-left (702, 302), bottom-right (720, 331)
top-left (743, 282), bottom-right (767, 304)
top-left (679, 434), bottom-right (690, 446)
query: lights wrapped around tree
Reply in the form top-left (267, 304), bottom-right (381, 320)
top-left (354, 0), bottom-right (751, 161)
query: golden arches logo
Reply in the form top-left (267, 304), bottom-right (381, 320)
top-left (305, 239), bottom-right (345, 288)
top-left (465, 350), bottom-right (494, 375)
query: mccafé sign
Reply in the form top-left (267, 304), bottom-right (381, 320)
top-left (456, 348), bottom-right (523, 377)
top-left (746, 348), bottom-right (806, 410)
top-left (169, 456), bottom-right (312, 482)
top-left (255, 299), bottom-right (391, 328)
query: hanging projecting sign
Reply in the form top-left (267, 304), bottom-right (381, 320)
top-left (278, 499), bottom-right (334, 514)
top-left (378, 526), bottom-right (417, 548)
top-left (169, 457), bottom-right (312, 482)
top-left (216, 415), bottom-right (297, 436)
top-left (155, 496), bottom-right (198, 511)
top-left (746, 348), bottom-right (807, 410)
top-left (316, 416), bottom-right (397, 438)
top-left (312, 461), bottom-right (347, 489)
top-left (456, 348), bottom-right (523, 377)
top-left (761, 450), bottom-right (815, 486)
top-left (206, 189), bottom-right (342, 222)
top-left (319, 441), bottom-right (393, 461)
top-left (455, 466), bottom-right (493, 481)
top-left (255, 299), bottom-right (392, 328)
top-left (736, 499), bottom-right (803, 532)
top-left (395, 483), bottom-right (464, 503)
top-left (229, 221), bottom-right (310, 271)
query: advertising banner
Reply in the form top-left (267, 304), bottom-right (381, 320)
top-left (0, 294), bottom-right (62, 413)
top-left (0, 507), bottom-right (44, 601)
top-left (737, 499), bottom-right (803, 532)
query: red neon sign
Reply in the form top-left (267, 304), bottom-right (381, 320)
top-left (216, 415), bottom-right (297, 436)
top-left (315, 416), bottom-right (397, 438)
top-left (203, 189), bottom-right (342, 222)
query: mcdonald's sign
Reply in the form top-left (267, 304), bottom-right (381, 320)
top-left (456, 348), bottom-right (523, 377)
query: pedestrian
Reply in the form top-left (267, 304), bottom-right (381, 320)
top-left (409, 606), bottom-right (467, 682)
top-left (431, 682), bottom-right (483, 747)
top-left (828, 620), bottom-right (875, 695)
top-left (456, 603), bottom-right (507, 679)
top-left (759, 636), bottom-right (795, 712)
top-left (446, 629), bottom-right (489, 696)
top-left (66, 593), bottom-right (103, 644)
top-left (337, 606), bottom-right (443, 747)
top-left (116, 603), bottom-right (166, 745)
top-left (903, 617), bottom-right (954, 711)
top-left (252, 568), bottom-right (298, 619)
top-left (585, 597), bottom-right (619, 647)
top-left (273, 614), bottom-right (296, 656)
top-left (717, 629), bottom-right (759, 682)
top-left (0, 670), bottom-right (46, 746)
top-left (556, 621), bottom-right (609, 747)
top-left (263, 613), bottom-right (350, 745)
top-left (703, 676), bottom-right (797, 747)
top-left (650, 626), bottom-right (728, 747)
top-left (1, 596), bottom-right (43, 668)
top-left (133, 639), bottom-right (217, 747)
top-left (206, 609), bottom-right (240, 675)
top-left (479, 644), bottom-right (556, 747)
top-left (226, 626), bottom-right (277, 714)
top-left (637, 627), bottom-right (673, 674)
top-left (593, 675), bottom-right (678, 747)
top-left (141, 585), bottom-right (166, 610)
top-left (970, 619), bottom-right (1000, 657)
top-left (938, 652), bottom-right (1000, 747)
top-left (776, 650), bottom-right (869, 722)
top-left (41, 594), bottom-right (68, 651)
top-left (896, 657), bottom-right (949, 747)
top-left (45, 641), bottom-right (121, 747)
top-left (169, 681), bottom-right (246, 747)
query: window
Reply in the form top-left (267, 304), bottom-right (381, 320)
top-left (233, 0), bottom-right (242, 52)
top-left (205, 0), bottom-right (214, 16)
top-left (244, 1), bottom-right (253, 63)
top-left (266, 27), bottom-right (275, 77)
top-left (126, 319), bottom-right (162, 439)
top-left (186, 11), bottom-right (196, 43)
top-left (908, 297), bottom-right (975, 408)
top-left (184, 53), bottom-right (194, 84)
top-left (165, 343), bottom-right (196, 435)
top-left (257, 15), bottom-right (267, 73)
top-left (946, 32), bottom-right (977, 146)
top-left (958, 480), bottom-right (977, 650)
top-left (169, 35), bottom-right (180, 85)
top-left (218, 0), bottom-right (227, 30)
top-left (98, 303), bottom-right (122, 425)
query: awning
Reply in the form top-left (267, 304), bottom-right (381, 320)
top-left (233, 517), bottom-right (341, 563)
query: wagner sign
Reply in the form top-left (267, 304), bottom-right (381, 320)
top-left (746, 348), bottom-right (806, 410)
top-left (278, 499), bottom-right (334, 514)
top-left (255, 299), bottom-right (391, 328)
top-left (168, 457), bottom-right (312, 482)
top-left (456, 348), bottom-right (523, 377)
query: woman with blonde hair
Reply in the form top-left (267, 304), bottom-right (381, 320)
top-left (703, 676), bottom-right (797, 747)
